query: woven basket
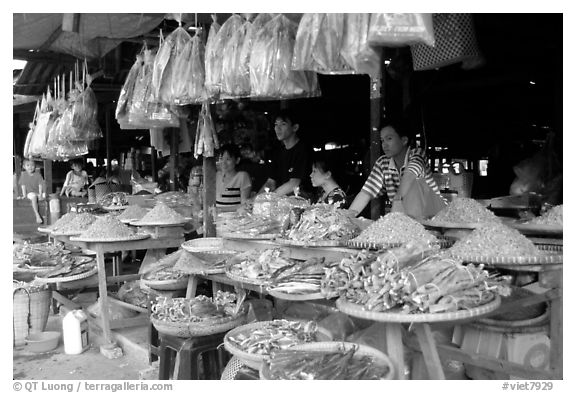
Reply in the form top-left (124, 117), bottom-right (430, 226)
top-left (150, 307), bottom-right (247, 338)
top-left (260, 341), bottom-right (395, 380)
top-left (181, 237), bottom-right (225, 253)
top-left (223, 321), bottom-right (332, 369)
top-left (13, 287), bottom-right (52, 347)
top-left (141, 276), bottom-right (189, 291)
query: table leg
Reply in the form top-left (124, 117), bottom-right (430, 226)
top-left (549, 294), bottom-right (562, 379)
top-left (95, 246), bottom-right (112, 345)
top-left (186, 276), bottom-right (198, 298)
top-left (139, 249), bottom-right (167, 274)
top-left (384, 323), bottom-right (406, 380)
top-left (413, 323), bottom-right (445, 380)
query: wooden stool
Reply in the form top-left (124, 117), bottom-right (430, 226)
top-left (158, 332), bottom-right (230, 380)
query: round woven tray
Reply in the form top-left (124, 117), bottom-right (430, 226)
top-left (450, 250), bottom-right (562, 266)
top-left (420, 219), bottom-right (483, 230)
top-left (13, 264), bottom-right (57, 275)
top-left (182, 237), bottom-right (225, 253)
top-left (336, 296), bottom-right (501, 323)
top-left (345, 238), bottom-right (452, 250)
top-left (37, 226), bottom-right (53, 234)
top-left (507, 222), bottom-right (562, 236)
top-left (70, 233), bottom-right (150, 243)
top-left (177, 250), bottom-right (238, 275)
top-left (150, 308), bottom-right (247, 338)
top-left (225, 270), bottom-right (269, 288)
top-left (274, 238), bottom-right (344, 248)
top-left (259, 341), bottom-right (395, 380)
top-left (51, 230), bottom-right (83, 237)
top-left (223, 321), bottom-right (331, 370)
top-left (221, 232), bottom-right (277, 240)
top-left (130, 219), bottom-right (190, 227)
top-left (266, 288), bottom-right (325, 302)
top-left (102, 205), bottom-right (128, 211)
top-left (141, 276), bottom-right (189, 290)
top-left (119, 218), bottom-right (141, 224)
top-left (35, 266), bottom-right (98, 284)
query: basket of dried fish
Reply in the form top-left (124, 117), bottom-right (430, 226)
top-left (71, 215), bottom-right (149, 242)
top-left (141, 266), bottom-right (189, 290)
top-left (150, 291), bottom-right (247, 338)
top-left (131, 202), bottom-right (190, 226)
top-left (448, 221), bottom-right (562, 265)
top-left (347, 212), bottom-right (438, 250)
top-left (266, 257), bottom-right (327, 301)
top-left (224, 319), bottom-right (331, 369)
top-left (507, 204), bottom-right (563, 236)
top-left (225, 248), bottom-right (294, 287)
top-left (34, 255), bottom-right (97, 283)
top-left (51, 213), bottom-right (98, 236)
top-left (172, 249), bottom-right (237, 275)
top-left (260, 341), bottom-right (395, 380)
top-left (423, 197), bottom-right (502, 229)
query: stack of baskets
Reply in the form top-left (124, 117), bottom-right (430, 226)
top-left (13, 281), bottom-right (52, 347)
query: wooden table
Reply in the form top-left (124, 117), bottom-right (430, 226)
top-left (52, 234), bottom-right (184, 346)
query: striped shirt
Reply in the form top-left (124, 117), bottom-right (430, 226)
top-left (361, 147), bottom-right (442, 201)
top-left (216, 171), bottom-right (252, 209)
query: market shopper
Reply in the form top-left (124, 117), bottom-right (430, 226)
top-left (216, 144), bottom-right (252, 211)
top-left (18, 159), bottom-right (45, 224)
top-left (61, 159), bottom-right (88, 197)
top-left (348, 122), bottom-right (446, 219)
top-left (259, 109), bottom-right (313, 198)
top-left (310, 154), bottom-right (347, 205)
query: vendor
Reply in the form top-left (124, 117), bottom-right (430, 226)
top-left (310, 154), bottom-right (347, 205)
top-left (258, 109), bottom-right (313, 198)
top-left (348, 121), bottom-right (445, 217)
top-left (216, 144), bottom-right (252, 212)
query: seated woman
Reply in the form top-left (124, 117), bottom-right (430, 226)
top-left (309, 154), bottom-right (347, 206)
top-left (216, 144), bottom-right (252, 212)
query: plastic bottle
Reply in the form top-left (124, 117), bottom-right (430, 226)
top-left (48, 193), bottom-right (61, 225)
top-left (63, 310), bottom-right (90, 354)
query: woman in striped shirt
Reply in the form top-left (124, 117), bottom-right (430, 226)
top-left (349, 122), bottom-right (445, 217)
top-left (216, 144), bottom-right (252, 212)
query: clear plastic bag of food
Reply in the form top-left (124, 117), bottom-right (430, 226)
top-left (221, 20), bottom-right (252, 98)
top-left (203, 20), bottom-right (221, 100)
top-left (157, 27), bottom-right (192, 104)
top-left (368, 13), bottom-right (435, 47)
top-left (171, 35), bottom-right (195, 105)
top-left (41, 114), bottom-right (61, 160)
top-left (250, 14), bottom-right (320, 99)
top-left (128, 49), bottom-right (155, 128)
top-left (187, 34), bottom-right (206, 104)
top-left (341, 13), bottom-right (382, 78)
top-left (205, 15), bottom-right (244, 100)
top-left (72, 73), bottom-right (102, 140)
top-left (292, 13), bottom-right (320, 71)
top-left (238, 13), bottom-right (274, 93)
top-left (56, 139), bottom-right (89, 161)
top-left (194, 101), bottom-right (218, 158)
top-left (314, 13), bottom-right (350, 73)
top-left (150, 30), bottom-right (174, 103)
top-left (116, 53), bottom-right (143, 128)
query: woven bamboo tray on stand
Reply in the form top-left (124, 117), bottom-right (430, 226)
top-left (259, 341), bottom-right (395, 380)
top-left (450, 244), bottom-right (563, 267)
top-left (140, 276), bottom-right (189, 291)
top-left (150, 306), bottom-right (247, 338)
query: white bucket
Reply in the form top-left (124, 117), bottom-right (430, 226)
top-left (63, 310), bottom-right (90, 355)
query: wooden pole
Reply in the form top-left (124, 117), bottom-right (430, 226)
top-left (369, 76), bottom-right (382, 220)
top-left (151, 146), bottom-right (157, 182)
top-left (105, 105), bottom-right (111, 178)
top-left (43, 159), bottom-right (53, 194)
top-left (203, 156), bottom-right (216, 237)
top-left (169, 125), bottom-right (180, 191)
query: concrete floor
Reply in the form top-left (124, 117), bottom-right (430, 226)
top-left (13, 313), bottom-right (154, 380)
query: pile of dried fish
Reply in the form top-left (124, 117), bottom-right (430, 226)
top-left (39, 255), bottom-right (96, 279)
top-left (13, 242), bottom-right (67, 267)
top-left (449, 221), bottom-right (542, 259)
top-left (53, 212), bottom-right (97, 234)
top-left (46, 211), bottom-right (78, 232)
top-left (226, 320), bottom-right (318, 355)
top-left (323, 245), bottom-right (510, 313)
top-left (116, 205), bottom-right (148, 221)
top-left (284, 204), bottom-right (360, 242)
top-left (267, 345), bottom-right (390, 380)
top-left (351, 212), bottom-right (437, 245)
top-left (151, 291), bottom-right (242, 323)
top-left (227, 248), bottom-right (293, 282)
top-left (138, 202), bottom-right (187, 224)
top-left (143, 265), bottom-right (186, 281)
top-left (80, 215), bottom-right (137, 239)
top-left (526, 204), bottom-right (563, 226)
top-left (431, 197), bottom-right (501, 224)
top-left (268, 257), bottom-right (326, 295)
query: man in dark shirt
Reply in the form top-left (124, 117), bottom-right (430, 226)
top-left (259, 109), bottom-right (313, 197)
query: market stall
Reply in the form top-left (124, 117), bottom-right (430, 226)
top-left (13, 12), bottom-right (562, 382)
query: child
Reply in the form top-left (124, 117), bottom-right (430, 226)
top-left (309, 154), bottom-right (347, 206)
top-left (61, 159), bottom-right (88, 197)
top-left (18, 159), bottom-right (45, 224)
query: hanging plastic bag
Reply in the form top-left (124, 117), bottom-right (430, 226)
top-left (72, 66), bottom-right (102, 141)
top-left (205, 15), bottom-right (244, 100)
top-left (368, 13), bottom-right (435, 47)
top-left (250, 14), bottom-right (319, 99)
top-left (238, 13), bottom-right (274, 95)
top-left (56, 139), bottom-right (89, 161)
top-left (221, 20), bottom-right (252, 98)
top-left (23, 101), bottom-right (40, 158)
top-left (203, 20), bottom-right (221, 100)
top-left (314, 13), bottom-right (351, 73)
top-left (292, 13), bottom-right (320, 71)
top-left (341, 14), bottom-right (382, 78)
top-left (128, 49), bottom-right (155, 128)
top-left (187, 34), bottom-right (207, 104)
top-left (116, 53), bottom-right (143, 128)
top-left (154, 27), bottom-right (191, 104)
top-left (170, 36), bottom-right (194, 104)
top-left (194, 102), bottom-right (219, 158)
